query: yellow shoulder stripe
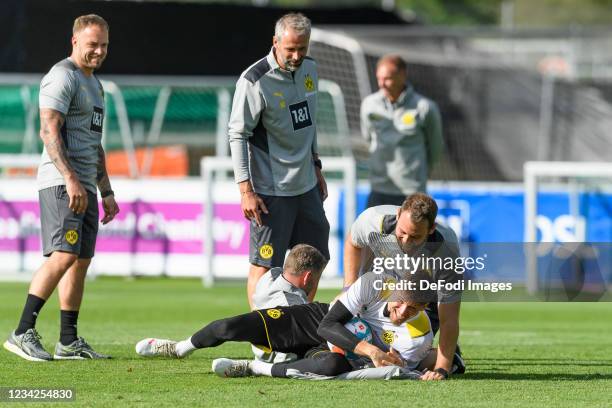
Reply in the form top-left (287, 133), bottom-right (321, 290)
top-left (406, 311), bottom-right (431, 338)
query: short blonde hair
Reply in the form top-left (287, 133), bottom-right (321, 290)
top-left (73, 14), bottom-right (109, 34)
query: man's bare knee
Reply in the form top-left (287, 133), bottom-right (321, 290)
top-left (74, 258), bottom-right (92, 271)
top-left (247, 264), bottom-right (271, 309)
top-left (48, 251), bottom-right (78, 273)
top-left (249, 264), bottom-right (270, 280)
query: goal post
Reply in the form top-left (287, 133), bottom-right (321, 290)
top-left (200, 156), bottom-right (356, 287)
top-left (524, 161), bottom-right (612, 294)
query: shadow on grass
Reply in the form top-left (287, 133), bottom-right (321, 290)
top-left (460, 372), bottom-right (612, 381)
top-left (467, 358), bottom-right (612, 367)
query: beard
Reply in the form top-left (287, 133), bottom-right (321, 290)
top-left (85, 53), bottom-right (105, 69)
top-left (398, 239), bottom-right (426, 256)
top-left (283, 58), bottom-right (303, 72)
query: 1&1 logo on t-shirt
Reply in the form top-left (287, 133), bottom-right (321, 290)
top-left (288, 100), bottom-right (312, 131)
top-left (90, 106), bottom-right (104, 133)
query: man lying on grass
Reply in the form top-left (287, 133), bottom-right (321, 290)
top-left (136, 270), bottom-right (464, 381)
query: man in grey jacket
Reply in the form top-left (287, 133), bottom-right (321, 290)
top-left (361, 54), bottom-right (444, 208)
top-left (228, 13), bottom-right (330, 309)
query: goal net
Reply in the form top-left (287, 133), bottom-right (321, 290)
top-left (0, 75), bottom-right (352, 173)
top-left (200, 156), bottom-right (356, 288)
top-left (0, 74), bottom-right (355, 282)
top-left (524, 161), bottom-right (612, 298)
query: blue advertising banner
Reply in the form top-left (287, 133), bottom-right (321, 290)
top-left (337, 183), bottom-right (612, 282)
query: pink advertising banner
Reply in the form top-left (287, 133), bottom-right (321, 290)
top-left (0, 200), bottom-right (250, 255)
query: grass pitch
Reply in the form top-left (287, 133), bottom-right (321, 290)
top-left (0, 277), bottom-right (611, 407)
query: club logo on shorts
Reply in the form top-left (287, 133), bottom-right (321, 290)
top-left (382, 330), bottom-right (395, 344)
top-left (304, 74), bottom-right (315, 92)
top-left (65, 230), bottom-right (79, 245)
top-left (266, 309), bottom-right (283, 319)
top-left (259, 244), bottom-right (274, 259)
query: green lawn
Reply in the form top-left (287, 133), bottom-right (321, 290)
top-left (1, 278), bottom-right (611, 407)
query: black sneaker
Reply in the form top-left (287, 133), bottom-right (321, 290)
top-left (451, 349), bottom-right (466, 374)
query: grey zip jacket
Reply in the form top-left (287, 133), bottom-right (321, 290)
top-left (229, 48), bottom-right (319, 196)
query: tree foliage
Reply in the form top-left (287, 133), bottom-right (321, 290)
top-left (398, 0), bottom-right (612, 26)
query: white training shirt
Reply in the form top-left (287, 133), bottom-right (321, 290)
top-left (338, 272), bottom-right (433, 369)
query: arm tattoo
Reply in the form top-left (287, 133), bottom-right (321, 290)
top-left (96, 144), bottom-right (112, 193)
top-left (39, 109), bottom-right (75, 178)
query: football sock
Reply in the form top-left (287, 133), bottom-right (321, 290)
top-left (60, 310), bottom-right (79, 346)
top-left (15, 294), bottom-right (46, 335)
top-left (251, 360), bottom-right (273, 377)
top-left (176, 338), bottom-right (196, 357)
top-left (190, 313), bottom-right (268, 349)
top-left (270, 352), bottom-right (352, 378)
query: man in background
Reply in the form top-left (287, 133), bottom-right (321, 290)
top-left (361, 54), bottom-right (444, 207)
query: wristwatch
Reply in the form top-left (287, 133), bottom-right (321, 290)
top-left (101, 190), bottom-right (114, 198)
top-left (434, 367), bottom-right (449, 379)
top-left (313, 159), bottom-right (322, 170)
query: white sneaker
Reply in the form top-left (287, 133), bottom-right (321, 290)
top-left (212, 358), bottom-right (253, 377)
top-left (135, 338), bottom-right (179, 358)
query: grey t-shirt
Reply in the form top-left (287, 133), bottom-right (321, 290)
top-left (252, 267), bottom-right (308, 309)
top-left (349, 205), bottom-right (462, 304)
top-left (37, 58), bottom-right (105, 195)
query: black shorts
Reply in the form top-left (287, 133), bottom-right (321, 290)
top-left (255, 302), bottom-right (330, 357)
top-left (39, 185), bottom-right (99, 258)
top-left (249, 186), bottom-right (330, 268)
